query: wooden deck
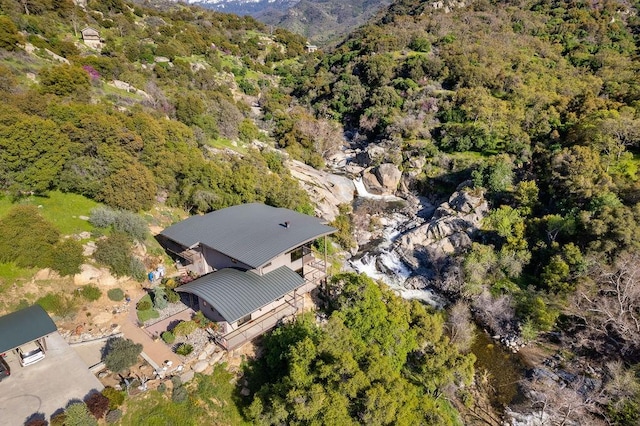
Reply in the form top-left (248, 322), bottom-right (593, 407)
top-left (216, 294), bottom-right (303, 350)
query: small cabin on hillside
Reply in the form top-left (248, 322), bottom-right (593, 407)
top-left (81, 27), bottom-right (102, 49)
top-left (158, 203), bottom-right (336, 350)
top-left (306, 42), bottom-right (318, 53)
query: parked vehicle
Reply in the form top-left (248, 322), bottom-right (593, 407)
top-left (0, 356), bottom-right (10, 380)
top-left (16, 341), bottom-right (45, 367)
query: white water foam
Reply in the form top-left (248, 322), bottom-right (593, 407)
top-left (353, 177), bottom-right (404, 202)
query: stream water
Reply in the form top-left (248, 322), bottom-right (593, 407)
top-left (472, 329), bottom-right (526, 408)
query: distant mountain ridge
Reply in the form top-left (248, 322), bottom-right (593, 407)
top-left (257, 0), bottom-right (392, 45)
top-left (163, 0), bottom-right (390, 45)
top-left (183, 0), bottom-right (299, 16)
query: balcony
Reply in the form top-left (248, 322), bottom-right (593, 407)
top-left (214, 294), bottom-right (303, 350)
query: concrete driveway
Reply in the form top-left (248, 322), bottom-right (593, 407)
top-left (0, 332), bottom-right (103, 425)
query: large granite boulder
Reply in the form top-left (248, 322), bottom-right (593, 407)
top-left (374, 163), bottom-right (402, 193)
top-left (395, 189), bottom-right (488, 268)
top-left (287, 159), bottom-right (355, 221)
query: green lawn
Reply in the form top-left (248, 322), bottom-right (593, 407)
top-left (119, 366), bottom-right (250, 426)
top-left (0, 190), bottom-right (99, 235)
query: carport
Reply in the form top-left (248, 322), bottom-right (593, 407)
top-left (0, 305), bottom-right (57, 354)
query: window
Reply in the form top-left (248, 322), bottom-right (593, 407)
top-left (290, 247), bottom-right (303, 262)
top-left (237, 314), bottom-right (251, 326)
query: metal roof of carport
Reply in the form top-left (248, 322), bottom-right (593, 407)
top-left (0, 305), bottom-right (57, 353)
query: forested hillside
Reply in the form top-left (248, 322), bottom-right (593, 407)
top-left (3, 0), bottom-right (640, 424)
top-left (277, 0), bottom-right (640, 423)
top-left (0, 0), bottom-right (320, 215)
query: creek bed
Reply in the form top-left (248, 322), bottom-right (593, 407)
top-left (471, 329), bottom-right (527, 409)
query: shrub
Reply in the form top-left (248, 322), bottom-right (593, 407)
top-left (24, 417), bottom-right (47, 426)
top-left (173, 320), bottom-right (197, 337)
top-left (50, 412), bottom-right (66, 426)
top-left (107, 288), bottom-right (124, 302)
top-left (50, 239), bottom-right (84, 276)
top-left (102, 387), bottom-right (125, 410)
top-left (89, 207), bottom-right (118, 229)
top-left (163, 278), bottom-right (177, 289)
top-left (105, 409), bottom-right (122, 424)
top-left (152, 286), bottom-right (168, 310)
top-left (90, 207), bottom-right (149, 242)
top-left (157, 382), bottom-right (167, 393)
top-left (136, 299), bottom-right (152, 311)
top-left (193, 311), bottom-right (212, 329)
top-left (80, 284), bottom-right (102, 302)
top-left (36, 292), bottom-right (77, 318)
top-left (113, 211), bottom-right (148, 241)
top-left (130, 257), bottom-right (147, 281)
top-left (176, 343), bottom-right (193, 356)
top-left (85, 392), bottom-right (110, 419)
top-left (94, 233), bottom-right (133, 277)
top-left (64, 402), bottom-right (97, 426)
top-left (172, 385), bottom-right (188, 403)
top-left (166, 288), bottom-right (180, 303)
top-left (162, 331), bottom-right (175, 344)
top-left (103, 337), bottom-right (142, 373)
top-left (171, 375), bottom-right (182, 388)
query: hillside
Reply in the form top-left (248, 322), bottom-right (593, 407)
top-left (0, 0), bottom-right (475, 425)
top-left (279, 0), bottom-right (640, 423)
top-left (2, 0), bottom-right (640, 424)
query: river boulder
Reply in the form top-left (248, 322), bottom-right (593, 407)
top-left (375, 163), bottom-right (402, 193)
top-left (395, 189), bottom-right (488, 269)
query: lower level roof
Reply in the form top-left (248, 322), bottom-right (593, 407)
top-left (0, 305), bottom-right (57, 353)
top-left (176, 266), bottom-right (304, 323)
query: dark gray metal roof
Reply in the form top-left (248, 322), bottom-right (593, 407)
top-left (0, 305), bottom-right (57, 353)
top-left (160, 203), bottom-right (336, 269)
top-left (175, 266), bottom-right (304, 323)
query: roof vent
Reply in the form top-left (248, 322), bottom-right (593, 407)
top-left (283, 221), bottom-right (290, 228)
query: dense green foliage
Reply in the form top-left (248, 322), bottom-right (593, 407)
top-left (245, 273), bottom-right (474, 425)
top-left (0, 0), bottom-right (314, 214)
top-left (103, 337), bottom-right (143, 373)
top-left (281, 0), bottom-right (640, 357)
top-left (0, 205), bottom-right (84, 275)
top-left (107, 288), bottom-right (125, 302)
top-left (94, 232), bottom-right (144, 279)
top-left (64, 402), bottom-right (97, 426)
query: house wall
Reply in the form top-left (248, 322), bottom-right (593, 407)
top-left (198, 297), bottom-right (229, 333)
top-left (258, 246), bottom-right (304, 275)
top-left (201, 245), bottom-right (252, 271)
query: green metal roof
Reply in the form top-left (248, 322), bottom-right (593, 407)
top-left (175, 266), bottom-right (305, 323)
top-left (160, 203), bottom-right (336, 269)
top-left (0, 305), bottom-right (57, 353)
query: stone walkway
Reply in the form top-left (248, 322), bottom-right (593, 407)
top-left (119, 296), bottom-right (183, 372)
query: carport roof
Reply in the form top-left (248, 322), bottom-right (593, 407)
top-left (0, 305), bottom-right (57, 353)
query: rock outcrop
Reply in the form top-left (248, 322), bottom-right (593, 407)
top-left (375, 163), bottom-right (402, 192)
top-left (287, 159), bottom-right (355, 221)
top-left (395, 189), bottom-right (488, 269)
top-left (74, 264), bottom-right (119, 287)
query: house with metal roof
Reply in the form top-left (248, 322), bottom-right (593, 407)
top-left (158, 203), bottom-right (337, 350)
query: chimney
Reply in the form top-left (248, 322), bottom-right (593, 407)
top-left (284, 221), bottom-right (290, 228)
